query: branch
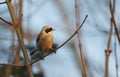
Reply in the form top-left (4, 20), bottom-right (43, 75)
top-left (105, 50), bottom-right (112, 77)
top-left (0, 63), bottom-right (25, 67)
top-left (6, 0), bottom-right (17, 27)
top-left (6, 0), bottom-right (34, 77)
top-left (30, 15), bottom-right (88, 65)
top-left (0, 17), bottom-right (13, 26)
top-left (75, 0), bottom-right (87, 77)
top-left (0, 1), bottom-right (6, 4)
top-left (105, 0), bottom-right (115, 77)
top-left (109, 0), bottom-right (120, 43)
top-left (109, 0), bottom-right (119, 77)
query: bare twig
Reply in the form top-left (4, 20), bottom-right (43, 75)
top-left (105, 50), bottom-right (111, 77)
top-left (111, 0), bottom-right (119, 77)
top-left (105, 0), bottom-right (116, 77)
top-left (0, 1), bottom-right (6, 4)
top-left (15, 9), bottom-right (34, 77)
top-left (0, 63), bottom-right (25, 67)
top-left (107, 19), bottom-right (113, 50)
top-left (31, 15), bottom-right (88, 65)
top-left (109, 0), bottom-right (120, 43)
top-left (0, 17), bottom-right (13, 26)
top-left (114, 34), bottom-right (119, 77)
top-left (6, 0), bottom-right (34, 77)
top-left (105, 16), bottom-right (113, 77)
top-left (75, 0), bottom-right (87, 77)
top-left (6, 0), bottom-right (17, 27)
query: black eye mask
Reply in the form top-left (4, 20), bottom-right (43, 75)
top-left (45, 28), bottom-right (53, 33)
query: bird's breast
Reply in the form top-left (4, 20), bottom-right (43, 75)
top-left (37, 35), bottom-right (53, 52)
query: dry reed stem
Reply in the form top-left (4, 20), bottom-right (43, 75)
top-left (105, 18), bottom-right (113, 77)
top-left (15, 16), bottom-right (34, 77)
top-left (110, 0), bottom-right (119, 77)
top-left (114, 37), bottom-right (118, 77)
top-left (105, 50), bottom-right (111, 77)
top-left (109, 0), bottom-right (120, 43)
top-left (5, 0), bottom-right (34, 77)
top-left (105, 0), bottom-right (116, 77)
top-left (75, 0), bottom-right (87, 77)
top-left (0, 63), bottom-right (25, 67)
top-left (0, 17), bottom-right (13, 26)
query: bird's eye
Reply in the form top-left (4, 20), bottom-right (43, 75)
top-left (45, 28), bottom-right (53, 33)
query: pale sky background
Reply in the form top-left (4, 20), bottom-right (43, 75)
top-left (0, 0), bottom-right (120, 77)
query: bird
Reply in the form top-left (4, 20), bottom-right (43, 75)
top-left (30, 25), bottom-right (55, 56)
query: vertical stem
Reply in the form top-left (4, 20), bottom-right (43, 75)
top-left (75, 0), bottom-right (87, 77)
top-left (105, 50), bottom-right (111, 77)
top-left (105, 0), bottom-right (116, 77)
top-left (107, 19), bottom-right (113, 50)
top-left (15, 26), bottom-right (34, 77)
top-left (105, 18), bottom-right (113, 77)
top-left (6, 0), bottom-right (17, 25)
top-left (109, 0), bottom-right (120, 43)
top-left (6, 0), bottom-right (34, 77)
top-left (114, 36), bottom-right (118, 77)
top-left (111, 0), bottom-right (119, 77)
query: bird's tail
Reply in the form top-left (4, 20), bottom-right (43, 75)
top-left (30, 49), bottom-right (39, 55)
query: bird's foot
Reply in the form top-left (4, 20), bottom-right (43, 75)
top-left (48, 48), bottom-right (56, 54)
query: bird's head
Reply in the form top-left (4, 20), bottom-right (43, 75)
top-left (42, 25), bottom-right (55, 34)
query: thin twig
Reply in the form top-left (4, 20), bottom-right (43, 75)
top-left (0, 1), bottom-right (6, 4)
top-left (109, 0), bottom-right (120, 43)
top-left (105, 0), bottom-right (115, 77)
top-left (15, 7), bottom-right (34, 77)
top-left (6, 0), bottom-right (17, 27)
top-left (0, 17), bottom-right (13, 26)
top-left (31, 15), bottom-right (88, 65)
top-left (111, 0), bottom-right (119, 77)
top-left (105, 50), bottom-right (111, 77)
top-left (0, 63), bottom-right (25, 67)
top-left (107, 19), bottom-right (113, 50)
top-left (114, 34), bottom-right (119, 77)
top-left (6, 0), bottom-right (34, 77)
top-left (75, 0), bottom-right (87, 77)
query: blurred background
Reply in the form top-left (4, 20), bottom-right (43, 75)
top-left (0, 0), bottom-right (120, 77)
